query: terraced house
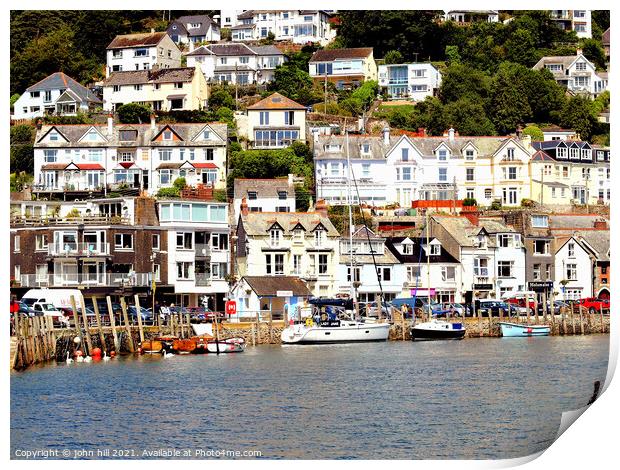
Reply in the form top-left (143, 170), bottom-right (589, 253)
top-left (105, 31), bottom-right (181, 77)
top-left (32, 117), bottom-right (227, 196)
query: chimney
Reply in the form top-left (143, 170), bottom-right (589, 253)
top-left (35, 119), bottom-right (42, 130)
top-left (462, 209), bottom-right (480, 227)
top-left (594, 219), bottom-right (608, 230)
top-left (240, 197), bottom-right (249, 216)
top-left (151, 28), bottom-right (155, 34)
top-left (288, 173), bottom-right (294, 186)
top-left (312, 128), bottom-right (319, 143)
top-left (382, 127), bottom-right (390, 145)
top-left (516, 125), bottom-right (523, 139)
top-left (448, 127), bottom-right (455, 142)
top-left (315, 199), bottom-right (328, 218)
top-left (576, 48), bottom-right (583, 56)
top-left (107, 113), bottom-right (114, 134)
top-left (150, 112), bottom-right (157, 131)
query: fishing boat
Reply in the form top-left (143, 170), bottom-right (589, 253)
top-left (499, 322), bottom-right (550, 337)
top-left (410, 319), bottom-right (466, 341)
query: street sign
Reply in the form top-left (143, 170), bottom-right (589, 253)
top-left (276, 290), bottom-right (293, 297)
top-left (225, 300), bottom-right (237, 315)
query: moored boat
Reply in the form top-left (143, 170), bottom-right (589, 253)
top-left (499, 322), bottom-right (550, 337)
top-left (172, 338), bottom-right (197, 354)
top-left (206, 337), bottom-right (246, 353)
top-left (140, 340), bottom-right (163, 354)
top-left (410, 319), bottom-right (466, 341)
top-left (281, 319), bottom-right (390, 344)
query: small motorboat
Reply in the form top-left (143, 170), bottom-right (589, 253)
top-left (141, 340), bottom-right (164, 354)
top-left (499, 322), bottom-right (550, 337)
top-left (206, 337), bottom-right (246, 353)
top-left (172, 338), bottom-right (197, 354)
top-left (410, 319), bottom-right (466, 341)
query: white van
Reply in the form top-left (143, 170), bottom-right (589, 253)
top-left (21, 289), bottom-right (84, 326)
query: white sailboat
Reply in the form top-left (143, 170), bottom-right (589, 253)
top-left (281, 130), bottom-right (390, 345)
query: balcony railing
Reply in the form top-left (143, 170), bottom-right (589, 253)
top-left (11, 215), bottom-right (131, 227)
top-left (48, 242), bottom-right (110, 257)
top-left (18, 273), bottom-right (154, 288)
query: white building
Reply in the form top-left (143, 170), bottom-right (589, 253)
top-left (167, 15), bottom-right (220, 44)
top-left (105, 31), bottom-right (181, 78)
top-left (533, 51), bottom-right (607, 98)
top-left (235, 200), bottom-right (340, 298)
top-left (378, 63), bottom-right (442, 101)
top-left (541, 126), bottom-right (579, 141)
top-left (219, 10), bottom-right (245, 28)
top-left (444, 10), bottom-right (499, 23)
top-left (13, 72), bottom-right (102, 120)
top-left (159, 199), bottom-right (230, 310)
top-left (554, 236), bottom-right (594, 300)
top-left (549, 10), bottom-right (592, 38)
top-left (231, 10), bottom-right (335, 45)
top-left (233, 176), bottom-right (297, 222)
top-left (337, 226), bottom-right (404, 303)
top-left (185, 43), bottom-right (285, 85)
top-left (32, 118), bottom-right (228, 196)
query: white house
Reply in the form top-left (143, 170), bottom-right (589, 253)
top-left (549, 10), bottom-right (592, 38)
top-left (159, 199), bottom-right (230, 310)
top-left (230, 10), bottom-right (335, 45)
top-left (13, 72), bottom-right (102, 120)
top-left (167, 15), bottom-right (220, 44)
top-left (219, 10), bottom-right (245, 28)
top-left (378, 63), bottom-right (442, 101)
top-left (185, 43), bottom-right (285, 85)
top-left (309, 48), bottom-right (377, 90)
top-left (105, 31), bottom-right (181, 78)
top-left (554, 236), bottom-right (594, 300)
top-left (238, 92), bottom-right (307, 148)
top-left (337, 226), bottom-right (404, 303)
top-left (235, 200), bottom-right (340, 298)
top-left (533, 51), bottom-right (607, 98)
top-left (541, 126), bottom-right (579, 141)
top-left (385, 236), bottom-right (463, 303)
top-left (233, 176), bottom-right (297, 222)
top-left (444, 10), bottom-right (499, 23)
top-left (32, 118), bottom-right (228, 195)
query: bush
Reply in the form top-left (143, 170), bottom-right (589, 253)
top-left (42, 113), bottom-right (94, 125)
top-left (521, 198), bottom-right (536, 208)
top-left (490, 200), bottom-right (502, 210)
top-left (117, 103), bottom-right (151, 124)
top-left (208, 87), bottom-right (236, 110)
top-left (10, 93), bottom-right (20, 111)
top-left (383, 50), bottom-right (404, 64)
top-left (463, 198), bottom-right (478, 207)
top-left (156, 187), bottom-right (180, 198)
top-left (213, 189), bottom-right (227, 202)
top-left (523, 125), bottom-right (544, 141)
top-left (173, 177), bottom-right (187, 191)
top-left (10, 124), bottom-right (35, 144)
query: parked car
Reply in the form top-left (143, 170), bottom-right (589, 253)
top-left (440, 303), bottom-right (469, 317)
top-left (127, 305), bottom-right (153, 323)
top-left (504, 296), bottom-right (536, 314)
top-left (31, 303), bottom-right (70, 326)
top-left (573, 297), bottom-right (610, 314)
top-left (474, 300), bottom-right (518, 317)
top-left (536, 300), bottom-right (569, 315)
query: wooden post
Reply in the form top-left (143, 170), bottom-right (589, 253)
top-left (477, 304), bottom-right (482, 338)
top-left (570, 305), bottom-right (576, 335)
top-left (134, 294), bottom-right (145, 344)
top-left (283, 305), bottom-right (288, 327)
top-left (542, 291), bottom-right (548, 324)
top-left (579, 305), bottom-right (585, 335)
top-left (600, 308), bottom-right (605, 333)
top-left (70, 295), bottom-right (81, 354)
top-left (91, 296), bottom-right (106, 352)
top-left (32, 317), bottom-right (41, 363)
top-left (185, 313), bottom-right (191, 338)
top-left (526, 302), bottom-right (531, 325)
top-left (251, 322), bottom-right (256, 347)
top-left (120, 297), bottom-right (135, 353)
top-left (401, 310), bottom-right (406, 341)
top-left (79, 296), bottom-right (93, 355)
top-left (269, 311), bottom-right (273, 343)
top-left (107, 296), bottom-right (120, 353)
top-left (47, 317), bottom-right (56, 359)
top-left (255, 311), bottom-right (260, 344)
top-left (561, 306), bottom-right (567, 335)
top-left (377, 294), bottom-right (383, 322)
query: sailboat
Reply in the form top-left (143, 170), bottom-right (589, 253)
top-left (410, 210), bottom-right (466, 341)
top-left (281, 130), bottom-right (390, 345)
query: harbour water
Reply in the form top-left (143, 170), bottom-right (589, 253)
top-left (11, 335), bottom-right (609, 460)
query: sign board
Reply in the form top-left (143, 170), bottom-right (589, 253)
top-left (225, 300), bottom-right (237, 315)
top-left (473, 284), bottom-right (493, 290)
top-left (411, 288), bottom-right (435, 297)
top-left (276, 290), bottom-right (293, 297)
top-left (528, 281), bottom-right (553, 291)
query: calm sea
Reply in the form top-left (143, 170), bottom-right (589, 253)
top-left (11, 335), bottom-right (609, 459)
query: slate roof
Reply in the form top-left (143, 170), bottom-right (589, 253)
top-left (531, 150), bottom-right (555, 161)
top-left (203, 43), bottom-right (256, 56)
top-left (576, 230), bottom-right (610, 262)
top-left (35, 122), bottom-right (228, 148)
top-left (234, 178), bottom-right (293, 199)
top-left (431, 215), bottom-right (500, 248)
top-left (478, 218), bottom-right (517, 234)
top-left (231, 24), bottom-right (255, 30)
top-left (103, 68), bottom-right (196, 86)
top-left (246, 92), bottom-right (306, 110)
top-left (310, 48), bottom-right (374, 62)
top-left (385, 237), bottom-right (460, 264)
top-left (549, 215), bottom-right (607, 230)
top-left (240, 212), bottom-right (339, 237)
top-left (242, 276), bottom-right (312, 297)
top-left (25, 72), bottom-right (101, 104)
top-left (249, 45), bottom-right (285, 56)
top-left (107, 32), bottom-right (167, 49)
top-left (168, 15), bottom-right (216, 38)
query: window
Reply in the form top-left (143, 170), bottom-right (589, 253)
top-left (14, 265), bottom-right (20, 281)
top-left (177, 262), bottom-right (192, 280)
top-left (176, 232), bottom-right (193, 250)
top-left (153, 264), bottom-right (161, 282)
top-left (44, 90), bottom-right (52, 102)
top-left (441, 266), bottom-right (455, 281)
top-left (347, 266), bottom-right (361, 282)
top-left (314, 229), bottom-right (325, 246)
top-left (36, 264), bottom-right (48, 282)
top-left (158, 149), bottom-right (172, 161)
top-left (133, 84), bottom-right (143, 91)
top-left (466, 168), bottom-right (475, 181)
top-left (152, 234), bottom-right (160, 250)
top-left (270, 229), bottom-right (282, 247)
top-left (508, 167), bottom-right (517, 180)
top-left (162, 130), bottom-right (173, 141)
top-left (114, 233), bottom-right (133, 250)
top-left (14, 235), bottom-right (20, 252)
top-left (159, 169), bottom-right (172, 185)
top-left (407, 266), bottom-right (420, 282)
top-left (284, 111), bottom-right (295, 126)
top-left (278, 191), bottom-right (287, 200)
top-left (429, 244), bottom-right (440, 256)
top-left (35, 234), bottom-right (48, 251)
top-left (292, 254), bottom-right (302, 275)
top-left (484, 188), bottom-right (492, 199)
top-left (259, 111), bottom-right (269, 125)
top-left (438, 168), bottom-right (447, 182)
top-left (498, 234), bottom-right (514, 248)
top-left (113, 85), bottom-right (121, 92)
top-left (174, 83), bottom-right (183, 89)
top-left (575, 61), bottom-right (587, 71)
top-left (401, 148), bottom-right (409, 161)
top-left (465, 149), bottom-right (474, 160)
top-left (466, 188), bottom-right (474, 199)
top-left (497, 261), bottom-right (513, 278)
top-left (402, 167), bottom-right (411, 181)
top-left (566, 263), bottom-right (577, 281)
top-left (534, 239), bottom-right (550, 255)
top-left (362, 164), bottom-right (370, 177)
top-left (318, 254), bottom-right (328, 275)
top-left (265, 254), bottom-right (284, 275)
top-left (533, 264), bottom-right (541, 280)
top-left (531, 215), bottom-right (549, 228)
top-left (438, 149), bottom-right (447, 161)
top-left (568, 242), bottom-right (575, 258)
top-left (43, 150), bottom-right (57, 162)
top-left (119, 130), bottom-right (137, 141)
top-left (506, 148), bottom-right (515, 160)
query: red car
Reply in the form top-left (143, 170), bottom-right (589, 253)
top-left (573, 298), bottom-right (610, 314)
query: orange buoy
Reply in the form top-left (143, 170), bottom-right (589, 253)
top-left (91, 348), bottom-right (102, 358)
top-left (137, 347), bottom-right (143, 354)
top-left (110, 351), bottom-right (116, 357)
top-left (74, 350), bottom-right (83, 357)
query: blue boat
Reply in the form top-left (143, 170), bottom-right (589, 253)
top-left (499, 322), bottom-right (550, 337)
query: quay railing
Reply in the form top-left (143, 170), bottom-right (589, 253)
top-left (48, 242), bottom-right (110, 256)
top-left (18, 273), bottom-right (153, 288)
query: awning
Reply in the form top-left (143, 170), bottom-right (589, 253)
top-left (192, 163), bottom-right (218, 169)
top-left (411, 288), bottom-right (435, 297)
top-left (119, 162), bottom-right (135, 169)
top-left (167, 94), bottom-right (186, 100)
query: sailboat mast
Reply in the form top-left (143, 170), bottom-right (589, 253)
top-left (426, 209), bottom-right (431, 318)
top-left (346, 131), bottom-right (355, 301)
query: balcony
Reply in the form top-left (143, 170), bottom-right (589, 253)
top-left (48, 242), bottom-right (110, 257)
top-left (195, 274), bottom-right (212, 286)
top-left (19, 273), bottom-right (153, 288)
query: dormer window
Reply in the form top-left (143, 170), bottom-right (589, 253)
top-left (557, 147), bottom-right (567, 159)
top-left (203, 130), bottom-right (210, 139)
top-left (402, 244), bottom-right (413, 255)
top-left (361, 143), bottom-right (370, 154)
top-left (293, 229), bottom-right (304, 241)
top-left (278, 191), bottom-right (287, 200)
top-left (465, 149), bottom-right (474, 160)
top-left (163, 130), bottom-right (173, 141)
top-left (506, 148), bottom-right (515, 160)
top-left (248, 191), bottom-right (257, 200)
top-left (326, 144), bottom-right (341, 153)
top-left (438, 149), bottom-right (447, 161)
top-left (119, 130), bottom-right (137, 141)
top-left (575, 62), bottom-right (587, 72)
top-left (314, 229), bottom-right (325, 246)
top-left (49, 131), bottom-right (59, 142)
top-left (401, 148), bottom-right (409, 161)
top-left (477, 235), bottom-right (487, 249)
top-left (270, 229), bottom-right (282, 247)
top-left (430, 244), bottom-right (440, 255)
top-left (85, 129), bottom-right (99, 141)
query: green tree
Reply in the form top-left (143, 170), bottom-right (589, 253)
top-left (10, 93), bottom-right (20, 110)
top-left (580, 38), bottom-right (607, 70)
top-left (523, 125), bottom-right (544, 141)
top-left (208, 86), bottom-right (236, 110)
top-left (10, 124), bottom-right (35, 144)
top-left (117, 103), bottom-right (152, 124)
top-left (444, 45), bottom-right (461, 65)
top-left (504, 28), bottom-right (538, 66)
top-left (383, 50), bottom-right (404, 64)
top-left (560, 96), bottom-right (597, 141)
top-left (272, 62), bottom-right (317, 105)
top-left (444, 98), bottom-right (495, 136)
top-left (488, 63), bottom-right (533, 134)
top-left (439, 64), bottom-right (492, 105)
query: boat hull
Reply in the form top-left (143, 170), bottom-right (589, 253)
top-left (206, 338), bottom-right (246, 353)
top-left (410, 321), bottom-right (466, 341)
top-left (281, 322), bottom-right (390, 344)
top-left (499, 322), bottom-right (550, 337)
top-left (140, 340), bottom-right (163, 353)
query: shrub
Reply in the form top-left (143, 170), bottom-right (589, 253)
top-left (463, 198), bottom-right (478, 207)
top-left (173, 177), bottom-right (187, 191)
top-left (490, 200), bottom-right (502, 210)
top-left (521, 198), bottom-right (536, 208)
top-left (156, 187), bottom-right (180, 198)
top-left (523, 125), bottom-right (544, 141)
top-left (213, 189), bottom-right (227, 202)
top-left (117, 103), bottom-right (151, 124)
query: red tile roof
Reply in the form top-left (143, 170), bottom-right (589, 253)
top-left (75, 163), bottom-right (105, 170)
top-left (192, 163), bottom-right (218, 169)
top-left (247, 92), bottom-right (306, 110)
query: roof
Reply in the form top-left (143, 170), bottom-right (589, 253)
top-left (231, 24), bottom-right (255, 30)
top-left (602, 27), bottom-right (610, 46)
top-left (203, 43), bottom-right (256, 56)
top-left (549, 214), bottom-right (608, 230)
top-left (107, 32), bottom-right (168, 49)
top-left (385, 237), bottom-right (460, 264)
top-left (478, 218), bottom-right (517, 234)
top-left (41, 163), bottom-right (104, 171)
top-left (234, 178), bottom-right (293, 199)
top-left (431, 215), bottom-right (504, 248)
top-left (241, 276), bottom-right (312, 297)
top-left (541, 126), bottom-right (575, 133)
top-left (248, 45), bottom-right (285, 56)
top-left (239, 212), bottom-right (339, 237)
top-left (576, 230), bottom-right (610, 262)
top-left (310, 48), bottom-right (374, 62)
top-left (168, 15), bottom-right (216, 38)
top-left (531, 150), bottom-right (555, 161)
top-left (25, 72), bottom-right (101, 104)
top-left (103, 68), bottom-right (195, 86)
top-left (246, 92), bottom-right (306, 110)
top-left (35, 122), bottom-right (228, 148)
